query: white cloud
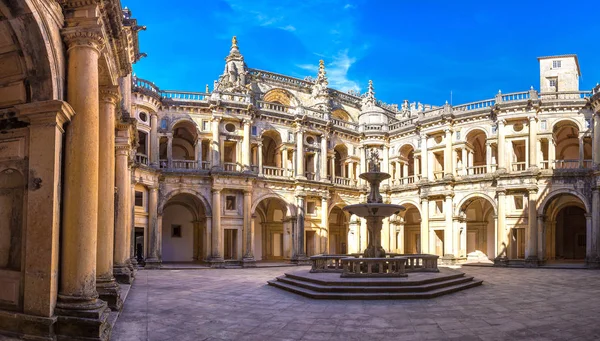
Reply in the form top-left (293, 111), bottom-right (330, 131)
top-left (326, 50), bottom-right (361, 92)
top-left (343, 4), bottom-right (356, 10)
top-left (279, 25), bottom-right (296, 31)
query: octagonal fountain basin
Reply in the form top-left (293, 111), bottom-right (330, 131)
top-left (343, 203), bottom-right (405, 218)
top-left (359, 171), bottom-right (391, 182)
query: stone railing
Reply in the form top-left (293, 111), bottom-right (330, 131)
top-left (500, 91), bottom-right (530, 102)
top-left (200, 161), bottom-right (211, 170)
top-left (303, 107), bottom-right (328, 120)
top-left (341, 257), bottom-right (408, 278)
top-left (309, 255), bottom-right (347, 273)
top-left (248, 68), bottom-right (313, 89)
top-left (395, 175), bottom-right (419, 186)
top-left (539, 91), bottom-right (592, 100)
top-left (305, 172), bottom-right (316, 180)
top-left (331, 118), bottom-right (358, 130)
top-left (133, 78), bottom-right (160, 95)
top-left (402, 254), bottom-right (439, 272)
top-left (553, 159), bottom-right (581, 169)
top-left (223, 162), bottom-right (241, 172)
top-left (172, 160), bottom-right (198, 170)
top-left (433, 171), bottom-right (444, 180)
top-left (453, 98), bottom-right (496, 112)
top-left (162, 90), bottom-right (210, 102)
top-left (389, 117), bottom-right (418, 131)
top-left (263, 166), bottom-right (285, 177)
top-left (511, 162), bottom-right (526, 172)
top-left (333, 176), bottom-right (352, 186)
top-left (135, 153), bottom-right (148, 165)
top-left (466, 165), bottom-right (487, 175)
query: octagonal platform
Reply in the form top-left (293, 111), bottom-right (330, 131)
top-left (267, 268), bottom-right (482, 299)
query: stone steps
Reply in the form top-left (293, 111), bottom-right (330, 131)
top-left (267, 271), bottom-right (483, 299)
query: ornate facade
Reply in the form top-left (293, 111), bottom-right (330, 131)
top-left (0, 0), bottom-right (599, 340)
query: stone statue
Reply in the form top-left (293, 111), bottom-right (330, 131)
top-left (368, 148), bottom-right (380, 172)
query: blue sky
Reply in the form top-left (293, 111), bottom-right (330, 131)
top-left (125, 0), bottom-right (600, 107)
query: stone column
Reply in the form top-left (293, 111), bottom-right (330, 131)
top-left (397, 223), bottom-right (404, 253)
top-left (293, 194), bottom-right (308, 263)
top-left (242, 119), bottom-right (251, 171)
top-left (497, 120), bottom-right (506, 172)
top-left (528, 116), bottom-right (538, 170)
top-left (166, 133), bottom-right (173, 169)
top-left (257, 142), bottom-right (263, 175)
top-left (585, 214), bottom-right (594, 264)
top-left (129, 179), bottom-right (138, 273)
top-left (578, 135), bottom-right (584, 168)
top-left (114, 140), bottom-right (132, 283)
top-left (96, 87), bottom-right (121, 310)
top-left (461, 147), bottom-right (468, 175)
top-left (525, 189), bottom-right (538, 265)
top-left (150, 112), bottom-right (159, 166)
top-left (283, 218), bottom-right (293, 259)
top-left (486, 142), bottom-right (492, 172)
top-left (496, 189), bottom-right (507, 258)
top-left (593, 112), bottom-right (600, 166)
top-left (281, 146), bottom-right (288, 176)
top-left (348, 161), bottom-right (355, 181)
top-left (211, 188), bottom-right (224, 267)
top-left (145, 186), bottom-right (160, 268)
top-left (537, 215), bottom-right (545, 262)
top-left (420, 135), bottom-right (429, 181)
top-left (420, 198), bottom-right (429, 254)
top-left (321, 196), bottom-right (329, 254)
top-left (382, 145), bottom-right (389, 184)
top-left (242, 190), bottom-right (256, 266)
top-left (17, 101), bottom-right (74, 318)
top-left (203, 217), bottom-right (211, 260)
top-left (320, 134), bottom-right (328, 181)
top-left (296, 128), bottom-right (305, 179)
top-left (592, 188), bottom-right (600, 262)
top-left (413, 156), bottom-right (419, 180)
top-left (359, 146), bottom-right (366, 180)
top-left (211, 117), bottom-right (221, 169)
top-left (549, 137), bottom-right (556, 169)
top-left (402, 162), bottom-right (409, 179)
top-left (56, 25), bottom-right (109, 337)
top-left (444, 128), bottom-right (453, 178)
top-left (330, 155), bottom-right (336, 182)
top-left (443, 195), bottom-right (454, 257)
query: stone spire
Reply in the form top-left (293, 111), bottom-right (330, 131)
top-left (216, 36), bottom-right (248, 92)
top-left (226, 35), bottom-right (244, 62)
top-left (362, 80), bottom-right (376, 108)
top-left (311, 59), bottom-right (329, 98)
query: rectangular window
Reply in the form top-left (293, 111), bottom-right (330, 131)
top-left (548, 78), bottom-right (557, 88)
top-left (514, 195), bottom-right (524, 210)
top-left (435, 200), bottom-right (443, 214)
top-left (307, 201), bottom-right (316, 215)
top-left (552, 60), bottom-right (561, 68)
top-left (226, 195), bottom-right (236, 211)
top-left (540, 120), bottom-right (548, 131)
top-left (455, 130), bottom-right (461, 141)
top-left (135, 191), bottom-right (143, 207)
top-left (288, 132), bottom-right (294, 143)
top-left (251, 126), bottom-right (258, 136)
top-left (171, 225), bottom-right (182, 238)
top-left (160, 119), bottom-right (168, 130)
top-left (202, 120), bottom-right (208, 131)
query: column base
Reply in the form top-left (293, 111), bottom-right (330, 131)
top-left (585, 257), bottom-right (600, 269)
top-left (495, 168), bottom-right (508, 175)
top-left (55, 295), bottom-right (110, 341)
top-left (291, 254), bottom-right (311, 265)
top-left (113, 265), bottom-right (132, 284)
top-left (493, 256), bottom-right (509, 267)
top-left (441, 254), bottom-right (458, 265)
top-left (210, 257), bottom-right (225, 268)
top-left (128, 258), bottom-right (138, 278)
top-left (144, 258), bottom-right (162, 269)
top-left (524, 256), bottom-right (539, 267)
top-left (242, 257), bottom-right (257, 268)
top-left (295, 175), bottom-right (307, 181)
top-left (0, 309), bottom-right (57, 340)
top-left (96, 276), bottom-right (123, 311)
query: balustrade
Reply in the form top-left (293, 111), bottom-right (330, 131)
top-left (539, 161), bottom-right (549, 170)
top-left (553, 159), bottom-right (579, 169)
top-left (466, 165), bottom-right (487, 175)
top-left (263, 166), bottom-right (285, 177)
top-left (433, 171), bottom-right (444, 180)
top-left (453, 99), bottom-right (495, 112)
top-left (309, 255), bottom-right (347, 273)
top-left (223, 162), bottom-right (241, 172)
top-left (305, 172), bottom-right (316, 180)
top-left (135, 154), bottom-right (148, 165)
top-left (511, 162), bottom-right (526, 172)
top-left (159, 159), bottom-right (168, 169)
top-left (341, 257), bottom-right (407, 278)
top-left (161, 90), bottom-right (210, 102)
top-left (539, 91), bottom-right (592, 100)
top-left (200, 161), bottom-right (211, 170)
top-left (172, 160), bottom-right (198, 170)
top-left (403, 254), bottom-right (439, 272)
top-left (333, 176), bottom-right (352, 186)
top-left (583, 159), bottom-right (593, 169)
top-left (500, 91), bottom-right (530, 102)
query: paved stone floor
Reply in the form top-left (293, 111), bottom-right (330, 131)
top-left (112, 266), bottom-right (600, 341)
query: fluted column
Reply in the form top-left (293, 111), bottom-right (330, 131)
top-left (211, 117), bottom-right (221, 169)
top-left (242, 119), bottom-right (251, 171)
top-left (292, 194), bottom-right (308, 262)
top-left (281, 146), bottom-right (288, 176)
top-left (296, 127), bottom-right (305, 179)
top-left (497, 189), bottom-right (507, 258)
top-left (211, 188), bottom-right (224, 267)
top-left (525, 189), bottom-right (538, 265)
top-left (145, 186), bottom-right (160, 268)
top-left (420, 198), bottom-right (429, 253)
top-left (461, 147), bottom-right (468, 175)
top-left (242, 190), bottom-right (256, 266)
top-left (56, 23), bottom-right (108, 333)
top-left (549, 137), bottom-right (556, 169)
top-left (444, 128), bottom-right (453, 178)
top-left (150, 112), bottom-right (159, 166)
top-left (330, 155), bottom-right (336, 182)
top-left (497, 120), bottom-right (506, 172)
top-left (96, 87), bottom-right (121, 310)
top-left (420, 135), bottom-right (428, 180)
top-left (528, 116), bottom-right (538, 169)
top-left (320, 134), bottom-right (328, 181)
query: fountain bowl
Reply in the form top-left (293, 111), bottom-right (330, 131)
top-left (343, 203), bottom-right (405, 218)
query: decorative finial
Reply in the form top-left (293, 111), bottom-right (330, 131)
top-left (311, 59), bottom-right (329, 97)
top-left (232, 36), bottom-right (238, 47)
top-left (368, 148), bottom-right (380, 172)
top-left (206, 84), bottom-right (209, 93)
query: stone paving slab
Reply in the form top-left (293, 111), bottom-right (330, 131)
top-left (111, 266), bottom-right (600, 341)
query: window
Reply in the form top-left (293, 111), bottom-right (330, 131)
top-left (135, 191), bottom-right (143, 207)
top-left (552, 60), bottom-right (561, 68)
top-left (540, 120), bottom-right (548, 131)
top-left (160, 119), bottom-right (168, 130)
top-left (171, 225), bottom-right (182, 238)
top-left (548, 78), bottom-right (557, 88)
top-left (306, 136), bottom-right (315, 145)
top-left (307, 201), bottom-right (316, 215)
top-left (225, 123), bottom-right (236, 133)
top-left (455, 130), bottom-right (461, 141)
top-left (435, 200), bottom-right (443, 214)
top-left (251, 126), bottom-right (258, 136)
top-left (138, 112), bottom-right (148, 122)
top-left (514, 195), bottom-right (524, 210)
top-left (288, 132), bottom-right (294, 143)
top-left (137, 131), bottom-right (147, 154)
top-left (202, 120), bottom-right (208, 131)
top-left (226, 195), bottom-right (236, 211)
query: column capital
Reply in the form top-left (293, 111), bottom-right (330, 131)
top-left (528, 115), bottom-right (537, 122)
top-left (148, 185), bottom-right (158, 191)
top-left (497, 119), bottom-right (507, 126)
top-left (243, 189), bottom-right (252, 196)
top-left (527, 188), bottom-right (538, 195)
top-left (15, 100), bottom-right (75, 131)
top-left (496, 188), bottom-right (507, 195)
top-left (100, 86), bottom-right (121, 105)
top-left (211, 188), bottom-right (222, 194)
top-left (444, 128), bottom-right (453, 135)
top-left (242, 118), bottom-right (253, 126)
top-left (211, 116), bottom-right (222, 123)
top-left (115, 144), bottom-right (130, 156)
top-left (62, 26), bottom-right (105, 53)
top-left (150, 112), bottom-right (159, 118)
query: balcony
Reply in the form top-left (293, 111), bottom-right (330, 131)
top-left (172, 160), bottom-right (198, 170)
top-left (263, 166), bottom-right (286, 177)
top-left (135, 154), bottom-right (148, 165)
top-left (433, 171), bottom-right (444, 180)
top-left (511, 162), bottom-right (526, 172)
top-left (223, 162), bottom-right (242, 172)
top-left (333, 176), bottom-right (353, 187)
top-left (394, 175), bottom-right (420, 186)
top-left (466, 165), bottom-right (487, 175)
top-left (305, 172), bottom-right (316, 181)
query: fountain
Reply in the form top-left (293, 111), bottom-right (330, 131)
top-left (268, 148), bottom-right (483, 299)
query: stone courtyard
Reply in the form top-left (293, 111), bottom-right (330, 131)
top-left (112, 267), bottom-right (600, 341)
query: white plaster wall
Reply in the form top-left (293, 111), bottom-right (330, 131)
top-left (162, 205), bottom-right (194, 262)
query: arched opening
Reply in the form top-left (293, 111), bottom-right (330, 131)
top-left (263, 88), bottom-right (294, 106)
top-left (161, 193), bottom-right (207, 262)
top-left (253, 197), bottom-right (290, 260)
top-left (331, 108), bottom-right (353, 122)
top-left (464, 129), bottom-right (487, 175)
top-left (328, 206), bottom-right (349, 254)
top-left (398, 203), bottom-right (421, 254)
top-left (543, 193), bottom-right (587, 262)
top-left (553, 120), bottom-right (580, 169)
top-left (396, 144), bottom-right (415, 183)
top-left (171, 120), bottom-right (198, 168)
top-left (333, 144), bottom-right (348, 179)
top-left (459, 196), bottom-right (495, 259)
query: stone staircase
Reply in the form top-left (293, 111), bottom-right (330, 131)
top-left (267, 269), bottom-right (483, 299)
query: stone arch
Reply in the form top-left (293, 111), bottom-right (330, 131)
top-left (552, 118), bottom-right (583, 133)
top-left (169, 117), bottom-right (198, 133)
top-left (251, 193), bottom-right (295, 217)
top-left (463, 127), bottom-right (489, 140)
top-left (158, 188), bottom-right (212, 216)
top-left (455, 192), bottom-right (498, 217)
top-left (397, 142), bottom-right (417, 156)
top-left (331, 108), bottom-right (353, 122)
top-left (263, 88), bottom-right (298, 106)
top-left (538, 188), bottom-right (590, 216)
top-left (395, 199), bottom-right (421, 215)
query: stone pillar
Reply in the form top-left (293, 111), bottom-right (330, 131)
top-left (242, 190), bottom-right (256, 266)
top-left (359, 147), bottom-right (366, 183)
top-left (496, 189), bottom-right (507, 259)
top-left (537, 215), bottom-right (545, 262)
top-left (460, 219), bottom-right (467, 258)
top-left (114, 140), bottom-right (132, 283)
top-left (145, 186), bottom-right (160, 268)
top-left (382, 145), bottom-right (389, 185)
top-left (497, 120), bottom-right (506, 172)
top-left (528, 116), bottom-right (538, 169)
top-left (296, 128), bottom-right (305, 179)
top-left (330, 155), bottom-right (336, 182)
top-left (578, 135), bottom-right (584, 168)
top-left (585, 214), bottom-right (594, 264)
top-left (413, 156), bottom-right (419, 179)
top-left (443, 195), bottom-right (454, 257)
top-left (461, 147), bottom-right (468, 175)
top-left (593, 112), bottom-right (600, 166)
top-left (549, 137), bottom-right (556, 169)
top-left (420, 198), bottom-right (429, 254)
top-left (211, 188), bottom-right (224, 267)
top-left (525, 189), bottom-right (538, 265)
top-left (348, 161), bottom-right (355, 180)
top-left (242, 120), bottom-right (251, 171)
top-left (321, 196), bottom-right (329, 254)
top-left (166, 133), bottom-right (173, 169)
top-left (281, 146), bottom-right (288, 176)
top-left (257, 142), bottom-right (263, 175)
top-left (444, 128), bottom-right (453, 178)
top-left (402, 162), bottom-right (409, 179)
top-left (17, 101), bottom-right (74, 319)
top-left (486, 142), bottom-right (492, 173)
top-left (420, 135), bottom-right (429, 180)
top-left (592, 188), bottom-right (600, 262)
top-left (211, 117), bottom-right (221, 169)
top-left (293, 194), bottom-right (308, 263)
top-left (396, 223), bottom-right (404, 253)
top-left (320, 134), bottom-right (328, 180)
top-left (150, 112), bottom-right (159, 166)
top-left (129, 179), bottom-right (138, 273)
top-left (96, 87), bottom-right (121, 310)
top-left (283, 218), bottom-right (293, 259)
top-left (56, 24), bottom-right (109, 338)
